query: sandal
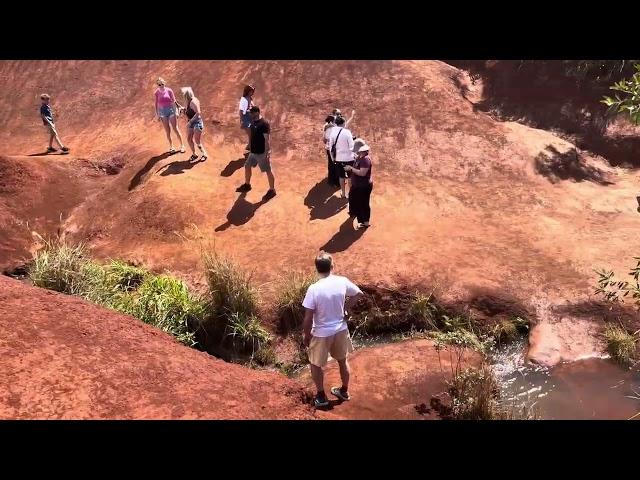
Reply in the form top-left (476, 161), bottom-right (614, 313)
top-left (189, 154), bottom-right (199, 162)
top-left (330, 387), bottom-right (351, 401)
top-left (314, 395), bottom-right (329, 408)
top-left (200, 154), bottom-right (208, 162)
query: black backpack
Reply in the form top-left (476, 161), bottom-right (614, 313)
top-left (331, 128), bottom-right (344, 161)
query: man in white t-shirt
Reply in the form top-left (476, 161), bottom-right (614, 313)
top-left (328, 116), bottom-right (355, 198)
top-left (302, 251), bottom-right (362, 408)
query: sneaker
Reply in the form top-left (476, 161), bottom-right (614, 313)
top-left (179, 145), bottom-right (186, 153)
top-left (263, 189), bottom-right (276, 200)
top-left (236, 183), bottom-right (252, 193)
top-left (330, 386), bottom-right (351, 401)
top-left (61, 146), bottom-right (69, 153)
top-left (46, 147), bottom-right (57, 153)
top-left (314, 394), bottom-right (330, 408)
top-left (189, 154), bottom-right (199, 162)
top-left (358, 222), bottom-right (370, 229)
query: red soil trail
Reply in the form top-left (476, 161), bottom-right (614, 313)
top-left (0, 275), bottom-right (313, 419)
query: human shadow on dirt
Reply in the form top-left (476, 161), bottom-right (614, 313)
top-left (27, 151), bottom-right (69, 156)
top-left (215, 193), bottom-right (271, 232)
top-left (128, 152), bottom-right (175, 191)
top-left (304, 180), bottom-right (345, 220)
top-left (320, 217), bottom-right (364, 253)
top-left (447, 60), bottom-right (640, 169)
top-left (535, 145), bottom-right (614, 186)
top-left (220, 158), bottom-right (246, 177)
top-left (157, 157), bottom-right (206, 177)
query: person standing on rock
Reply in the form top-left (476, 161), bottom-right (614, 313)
top-left (239, 85), bottom-right (256, 152)
top-left (39, 94), bottom-right (69, 153)
top-left (302, 251), bottom-right (362, 408)
top-left (154, 78), bottom-right (185, 154)
top-left (344, 143), bottom-right (373, 228)
top-left (178, 87), bottom-right (208, 162)
top-left (328, 116), bottom-right (355, 198)
top-left (236, 106), bottom-right (276, 200)
top-left (323, 115), bottom-right (340, 187)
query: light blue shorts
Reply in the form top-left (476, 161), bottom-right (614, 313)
top-left (188, 118), bottom-right (204, 131)
top-left (158, 105), bottom-right (176, 118)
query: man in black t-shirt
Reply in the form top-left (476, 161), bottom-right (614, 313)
top-left (236, 106), bottom-right (276, 200)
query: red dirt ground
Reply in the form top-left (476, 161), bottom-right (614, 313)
top-left (1, 60), bottom-right (639, 418)
top-left (0, 275), bottom-right (313, 419)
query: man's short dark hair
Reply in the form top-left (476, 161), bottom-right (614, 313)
top-left (325, 115), bottom-right (335, 123)
top-left (315, 251), bottom-right (333, 274)
top-left (335, 116), bottom-right (345, 126)
top-left (249, 106), bottom-right (260, 113)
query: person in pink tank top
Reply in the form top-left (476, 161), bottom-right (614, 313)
top-left (154, 77), bottom-right (185, 154)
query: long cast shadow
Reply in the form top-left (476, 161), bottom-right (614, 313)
top-left (220, 158), bottom-right (246, 177)
top-left (215, 193), bottom-right (271, 232)
top-left (304, 179), bottom-right (344, 220)
top-left (157, 157), bottom-right (206, 177)
top-left (128, 152), bottom-right (174, 191)
top-left (320, 217), bottom-right (365, 253)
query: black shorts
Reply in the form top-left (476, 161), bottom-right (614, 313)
top-left (336, 161), bottom-right (354, 179)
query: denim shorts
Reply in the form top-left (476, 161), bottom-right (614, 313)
top-left (158, 105), bottom-right (176, 118)
top-left (188, 118), bottom-right (204, 131)
top-left (240, 112), bottom-right (252, 128)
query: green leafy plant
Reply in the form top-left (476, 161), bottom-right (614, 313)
top-left (225, 311), bottom-right (272, 355)
top-left (602, 64), bottom-right (640, 125)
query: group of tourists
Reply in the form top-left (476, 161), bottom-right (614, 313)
top-left (37, 79), bottom-right (372, 410)
top-left (323, 109), bottom-right (374, 229)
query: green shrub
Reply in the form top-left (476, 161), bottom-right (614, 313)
top-left (604, 324), bottom-right (637, 365)
top-left (29, 240), bottom-right (87, 293)
top-left (127, 275), bottom-right (205, 347)
top-left (275, 271), bottom-right (316, 333)
top-left (225, 311), bottom-right (272, 355)
top-left (202, 250), bottom-right (257, 318)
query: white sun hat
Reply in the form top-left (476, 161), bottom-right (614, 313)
top-left (358, 144), bottom-right (370, 152)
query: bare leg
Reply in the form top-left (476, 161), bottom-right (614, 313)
top-left (244, 164), bottom-right (253, 185)
top-left (266, 170), bottom-right (275, 191)
top-left (243, 127), bottom-right (251, 148)
top-left (337, 358), bottom-right (350, 393)
top-left (169, 115), bottom-right (184, 150)
top-left (339, 177), bottom-right (346, 198)
top-left (161, 117), bottom-right (172, 149)
top-left (194, 129), bottom-right (207, 157)
top-left (187, 128), bottom-right (195, 155)
top-left (310, 364), bottom-right (325, 395)
top-left (50, 126), bottom-right (64, 149)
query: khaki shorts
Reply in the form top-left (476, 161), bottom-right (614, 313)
top-left (308, 329), bottom-right (354, 367)
top-left (246, 152), bottom-right (271, 173)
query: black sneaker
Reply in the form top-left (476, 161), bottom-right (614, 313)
top-left (314, 395), bottom-right (329, 408)
top-left (236, 183), bottom-right (252, 193)
top-left (46, 147), bottom-right (57, 153)
top-left (263, 189), bottom-right (276, 200)
top-left (61, 146), bottom-right (70, 153)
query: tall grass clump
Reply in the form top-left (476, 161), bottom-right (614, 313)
top-left (127, 275), bottom-right (205, 347)
top-left (275, 271), bottom-right (316, 333)
top-left (226, 311), bottom-right (272, 355)
top-left (202, 250), bottom-right (257, 318)
top-left (604, 323), bottom-right (637, 365)
top-left (29, 239), bottom-right (87, 293)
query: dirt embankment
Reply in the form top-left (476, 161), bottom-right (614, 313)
top-left (0, 275), bottom-right (313, 419)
